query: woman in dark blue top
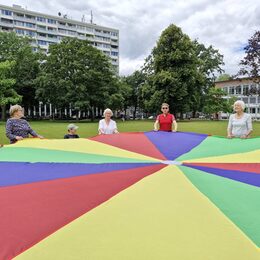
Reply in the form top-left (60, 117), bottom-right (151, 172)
top-left (6, 105), bottom-right (43, 143)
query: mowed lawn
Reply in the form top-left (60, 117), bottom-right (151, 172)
top-left (0, 120), bottom-right (260, 145)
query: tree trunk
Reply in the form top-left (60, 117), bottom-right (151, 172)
top-left (1, 105), bottom-right (6, 121)
top-left (192, 110), bottom-right (196, 118)
top-left (90, 107), bottom-right (94, 122)
top-left (133, 105), bottom-right (137, 120)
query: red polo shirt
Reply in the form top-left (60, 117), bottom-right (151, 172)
top-left (156, 113), bottom-right (175, 131)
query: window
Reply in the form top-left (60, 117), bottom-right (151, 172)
top-left (47, 19), bottom-right (56, 24)
top-left (25, 30), bottom-right (36, 37)
top-left (1, 18), bottom-right (13, 24)
top-left (111, 32), bottom-right (118, 36)
top-left (242, 97), bottom-right (249, 103)
top-left (67, 23), bottom-right (76, 28)
top-left (86, 27), bottom-right (93, 32)
top-left (111, 51), bottom-right (118, 56)
top-left (67, 30), bottom-right (77, 36)
top-left (243, 85), bottom-right (249, 95)
top-left (48, 34), bottom-right (57, 39)
top-left (250, 97), bottom-right (256, 103)
top-left (38, 40), bottom-right (48, 45)
top-left (14, 13), bottom-right (24, 18)
top-left (1, 10), bottom-right (12, 16)
top-left (236, 85), bottom-right (241, 95)
top-left (94, 42), bottom-right (102, 47)
top-left (48, 27), bottom-right (56, 31)
top-left (37, 17), bottom-right (46, 22)
top-left (15, 29), bottom-right (24, 35)
top-left (229, 86), bottom-right (235, 95)
top-left (58, 29), bottom-right (67, 34)
top-left (14, 21), bottom-right (24, 26)
top-left (25, 15), bottom-right (35, 20)
top-left (25, 22), bottom-right (35, 28)
top-left (78, 25), bottom-right (86, 30)
top-left (222, 87), bottom-right (228, 94)
top-left (37, 25), bottom-right (46, 31)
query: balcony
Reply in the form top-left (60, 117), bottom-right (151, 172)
top-left (57, 24), bottom-right (68, 30)
top-left (0, 20), bottom-right (14, 28)
top-left (13, 15), bottom-right (36, 23)
top-left (36, 27), bottom-right (47, 33)
top-left (78, 35), bottom-right (87, 40)
top-left (47, 37), bottom-right (59, 43)
top-left (95, 31), bottom-right (111, 38)
top-left (94, 37), bottom-right (111, 43)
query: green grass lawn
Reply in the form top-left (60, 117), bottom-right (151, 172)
top-left (0, 120), bottom-right (260, 145)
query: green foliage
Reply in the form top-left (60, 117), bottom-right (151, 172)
top-left (0, 60), bottom-right (21, 106)
top-left (203, 88), bottom-right (235, 115)
top-left (143, 24), bottom-right (224, 116)
top-left (107, 77), bottom-right (132, 111)
top-left (123, 70), bottom-right (146, 118)
top-left (217, 73), bottom-right (232, 81)
top-left (0, 31), bottom-right (42, 108)
top-left (35, 37), bottom-right (117, 118)
top-left (238, 31), bottom-right (260, 82)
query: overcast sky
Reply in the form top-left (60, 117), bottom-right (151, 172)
top-left (1, 0), bottom-right (259, 76)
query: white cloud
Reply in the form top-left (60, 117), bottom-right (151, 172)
top-left (0, 0), bottom-right (259, 76)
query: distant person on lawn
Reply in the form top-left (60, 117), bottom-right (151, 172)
top-left (64, 124), bottom-right (80, 139)
top-left (98, 108), bottom-right (119, 135)
top-left (154, 103), bottom-right (178, 132)
top-left (227, 100), bottom-right (253, 139)
top-left (6, 105), bottom-right (44, 144)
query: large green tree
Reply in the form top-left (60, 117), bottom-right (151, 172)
top-left (36, 37), bottom-right (117, 120)
top-left (0, 61), bottom-right (21, 120)
top-left (123, 71), bottom-right (146, 119)
top-left (107, 76), bottom-right (132, 113)
top-left (238, 31), bottom-right (260, 83)
top-left (203, 88), bottom-right (236, 119)
top-left (143, 24), bottom-right (224, 117)
top-left (0, 32), bottom-right (42, 115)
top-left (190, 40), bottom-right (224, 116)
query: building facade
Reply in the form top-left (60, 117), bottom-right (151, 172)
top-left (0, 4), bottom-right (119, 71)
top-left (215, 78), bottom-right (260, 119)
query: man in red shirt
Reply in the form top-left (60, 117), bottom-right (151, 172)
top-left (154, 103), bottom-right (178, 132)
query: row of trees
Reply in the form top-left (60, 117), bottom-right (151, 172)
top-left (0, 26), bottom-right (259, 121)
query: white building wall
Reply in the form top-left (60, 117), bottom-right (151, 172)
top-left (0, 4), bottom-right (119, 72)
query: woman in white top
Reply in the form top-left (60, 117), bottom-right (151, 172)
top-left (98, 108), bottom-right (119, 135)
top-left (227, 100), bottom-right (253, 139)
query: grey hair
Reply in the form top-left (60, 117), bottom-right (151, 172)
top-left (234, 100), bottom-right (245, 110)
top-left (103, 108), bottom-right (113, 117)
top-left (9, 105), bottom-right (23, 117)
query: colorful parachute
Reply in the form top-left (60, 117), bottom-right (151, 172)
top-left (0, 131), bottom-right (259, 260)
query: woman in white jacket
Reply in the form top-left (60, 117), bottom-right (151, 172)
top-left (227, 100), bottom-right (253, 139)
top-left (98, 108), bottom-right (119, 135)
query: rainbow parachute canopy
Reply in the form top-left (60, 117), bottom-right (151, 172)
top-left (0, 131), bottom-right (260, 260)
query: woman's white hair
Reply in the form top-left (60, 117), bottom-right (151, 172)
top-left (9, 105), bottom-right (23, 117)
top-left (103, 108), bottom-right (113, 117)
top-left (233, 100), bottom-right (245, 110)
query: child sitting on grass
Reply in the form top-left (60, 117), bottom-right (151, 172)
top-left (64, 124), bottom-right (80, 139)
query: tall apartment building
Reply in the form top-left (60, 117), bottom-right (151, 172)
top-left (0, 4), bottom-right (119, 72)
top-left (215, 78), bottom-right (260, 119)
